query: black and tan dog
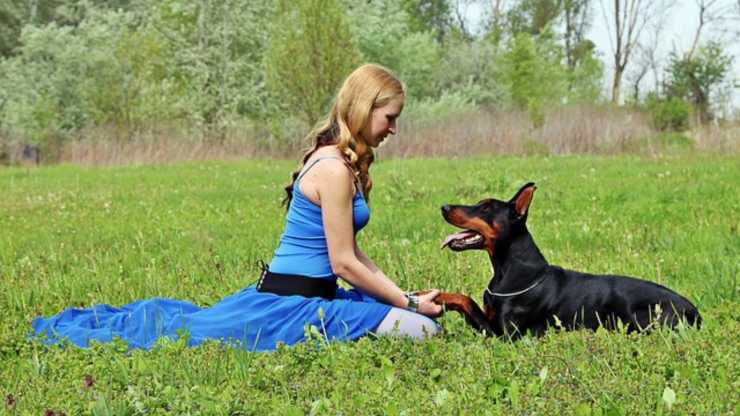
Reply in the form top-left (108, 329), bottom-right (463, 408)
top-left (431, 182), bottom-right (701, 338)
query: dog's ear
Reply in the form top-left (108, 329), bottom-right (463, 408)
top-left (509, 182), bottom-right (536, 217)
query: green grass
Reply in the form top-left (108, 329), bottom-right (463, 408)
top-left (1, 155), bottom-right (738, 415)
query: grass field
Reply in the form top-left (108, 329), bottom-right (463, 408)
top-left (1, 155), bottom-right (738, 414)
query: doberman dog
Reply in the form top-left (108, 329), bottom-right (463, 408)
top-left (430, 182), bottom-right (701, 338)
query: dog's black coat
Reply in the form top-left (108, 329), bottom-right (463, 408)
top-left (441, 183), bottom-right (701, 337)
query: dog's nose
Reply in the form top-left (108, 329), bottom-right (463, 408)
top-left (441, 205), bottom-right (451, 215)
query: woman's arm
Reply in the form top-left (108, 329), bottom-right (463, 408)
top-left (353, 243), bottom-right (398, 291)
top-left (316, 161), bottom-right (407, 307)
top-left (314, 160), bottom-right (440, 316)
top-left (354, 243), bottom-right (441, 316)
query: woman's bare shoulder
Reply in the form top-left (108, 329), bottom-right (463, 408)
top-left (301, 146), bottom-right (355, 194)
top-left (312, 157), bottom-right (353, 185)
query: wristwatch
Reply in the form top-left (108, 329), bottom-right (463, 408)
top-left (404, 293), bottom-right (420, 313)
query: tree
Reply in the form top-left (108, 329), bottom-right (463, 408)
top-left (0, 0), bottom-right (24, 56)
top-left (486, 0), bottom-right (506, 46)
top-left (566, 40), bottom-right (603, 102)
top-left (561, 0), bottom-right (604, 100)
top-left (500, 30), bottom-right (569, 126)
top-left (686, 0), bottom-right (732, 60)
top-left (448, 0), bottom-right (485, 39)
top-left (0, 0), bottom-right (134, 57)
top-left (563, 0), bottom-right (591, 70)
top-left (437, 33), bottom-right (503, 105)
top-left (505, 0), bottom-right (563, 36)
top-left (266, 0), bottom-right (360, 126)
top-left (666, 41), bottom-right (734, 124)
top-left (144, 0), bottom-right (275, 131)
top-left (400, 0), bottom-right (452, 40)
top-left (625, 6), bottom-right (673, 102)
top-left (600, 0), bottom-right (670, 104)
top-left (662, 0), bottom-right (736, 123)
top-left (76, 9), bottom-right (173, 134)
top-left (0, 23), bottom-right (89, 145)
top-left (343, 0), bottom-right (441, 100)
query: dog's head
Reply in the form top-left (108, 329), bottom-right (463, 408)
top-left (441, 182), bottom-right (536, 257)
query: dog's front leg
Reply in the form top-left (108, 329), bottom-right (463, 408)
top-left (421, 291), bottom-right (494, 336)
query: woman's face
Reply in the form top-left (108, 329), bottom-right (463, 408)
top-left (361, 97), bottom-right (404, 148)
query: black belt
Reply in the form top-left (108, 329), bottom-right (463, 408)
top-left (256, 265), bottom-right (337, 300)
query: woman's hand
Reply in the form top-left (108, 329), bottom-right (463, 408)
top-left (416, 289), bottom-right (443, 318)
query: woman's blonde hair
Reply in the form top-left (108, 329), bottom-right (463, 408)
top-left (284, 63), bottom-right (405, 206)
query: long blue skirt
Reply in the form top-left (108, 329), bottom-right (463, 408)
top-left (32, 286), bottom-right (392, 352)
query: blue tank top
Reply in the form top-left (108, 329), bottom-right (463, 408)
top-left (269, 157), bottom-right (370, 279)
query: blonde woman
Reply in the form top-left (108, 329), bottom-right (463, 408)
top-left (34, 64), bottom-right (442, 351)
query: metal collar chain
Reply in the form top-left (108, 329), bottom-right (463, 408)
top-left (485, 275), bottom-right (548, 297)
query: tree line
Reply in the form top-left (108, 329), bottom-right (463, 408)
top-left (0, 0), bottom-right (737, 151)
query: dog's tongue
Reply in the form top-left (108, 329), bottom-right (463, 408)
top-left (441, 230), bottom-right (478, 249)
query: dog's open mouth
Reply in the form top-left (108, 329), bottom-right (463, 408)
top-left (441, 230), bottom-right (484, 251)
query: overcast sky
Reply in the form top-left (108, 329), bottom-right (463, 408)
top-left (463, 0), bottom-right (740, 110)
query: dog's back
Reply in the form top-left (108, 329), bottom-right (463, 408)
top-left (541, 266), bottom-right (701, 331)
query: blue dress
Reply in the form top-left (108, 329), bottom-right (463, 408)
top-left (32, 157), bottom-right (392, 351)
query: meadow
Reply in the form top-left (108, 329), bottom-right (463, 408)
top-left (0, 155), bottom-right (738, 414)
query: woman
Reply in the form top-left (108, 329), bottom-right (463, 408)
top-left (33, 64), bottom-right (441, 351)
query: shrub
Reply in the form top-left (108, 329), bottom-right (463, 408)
top-left (645, 94), bottom-right (691, 132)
top-left (401, 87), bottom-right (478, 126)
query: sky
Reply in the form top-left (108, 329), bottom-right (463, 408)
top-left (462, 0), bottom-right (740, 111)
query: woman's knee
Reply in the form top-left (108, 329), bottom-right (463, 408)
top-left (375, 308), bottom-right (441, 339)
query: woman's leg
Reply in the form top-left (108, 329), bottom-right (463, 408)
top-left (374, 307), bottom-right (441, 339)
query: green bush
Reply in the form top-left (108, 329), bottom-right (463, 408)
top-left (645, 95), bottom-right (691, 131)
top-left (402, 87), bottom-right (478, 125)
top-left (436, 34), bottom-right (505, 105)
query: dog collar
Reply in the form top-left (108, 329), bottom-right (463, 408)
top-left (485, 275), bottom-right (548, 297)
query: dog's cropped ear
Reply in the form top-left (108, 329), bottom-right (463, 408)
top-left (509, 182), bottom-right (536, 217)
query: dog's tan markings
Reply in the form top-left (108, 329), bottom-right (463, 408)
top-left (415, 291), bottom-right (491, 328)
top-left (449, 213), bottom-right (498, 238)
top-left (484, 221), bottom-right (500, 256)
top-left (448, 207), bottom-right (501, 255)
top-left (434, 293), bottom-right (477, 318)
top-left (412, 291), bottom-right (477, 320)
top-left (461, 217), bottom-right (496, 236)
top-left (484, 304), bottom-right (496, 321)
